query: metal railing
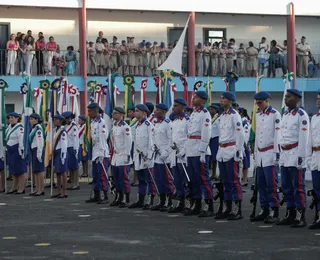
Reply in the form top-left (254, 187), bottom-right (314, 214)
top-left (1, 49), bottom-right (319, 78)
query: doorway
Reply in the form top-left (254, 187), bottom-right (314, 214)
top-left (0, 23), bottom-right (10, 75)
top-left (203, 28), bottom-right (226, 45)
top-left (167, 27), bottom-right (188, 47)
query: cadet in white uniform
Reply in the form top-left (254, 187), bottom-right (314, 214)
top-left (307, 92), bottom-right (320, 229)
top-left (128, 107), bottom-right (139, 186)
top-left (110, 107), bottom-right (132, 208)
top-left (215, 92), bottom-right (244, 221)
top-left (151, 103), bottom-right (174, 212)
top-left (208, 104), bottom-right (220, 180)
top-left (251, 91), bottom-right (281, 223)
top-left (184, 91), bottom-right (213, 217)
top-left (277, 89), bottom-right (309, 228)
top-left (78, 115), bottom-right (89, 178)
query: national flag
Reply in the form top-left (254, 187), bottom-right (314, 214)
top-left (164, 81), bottom-right (172, 109)
top-left (281, 72), bottom-right (294, 115)
top-left (140, 79), bottom-right (148, 104)
top-left (39, 79), bottom-right (50, 126)
top-left (0, 79), bottom-right (9, 158)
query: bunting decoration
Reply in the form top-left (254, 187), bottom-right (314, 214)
top-left (39, 79), bottom-right (50, 124)
top-left (0, 79), bottom-right (8, 159)
top-left (203, 79), bottom-right (214, 107)
top-left (140, 79), bottom-right (148, 104)
top-left (123, 75), bottom-right (135, 117)
top-left (94, 84), bottom-right (103, 106)
top-left (224, 72), bottom-right (239, 96)
top-left (179, 75), bottom-right (189, 105)
top-left (87, 80), bottom-right (99, 105)
top-left (68, 84), bottom-right (80, 122)
top-left (190, 80), bottom-right (203, 106)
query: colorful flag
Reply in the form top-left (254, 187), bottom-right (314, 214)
top-left (190, 80), bottom-right (203, 106)
top-left (123, 75), bottom-right (135, 116)
top-left (39, 79), bottom-right (50, 125)
top-left (281, 72), bottom-right (294, 115)
top-left (179, 75), bottom-right (189, 104)
top-left (68, 84), bottom-right (80, 122)
top-left (203, 79), bottom-right (214, 107)
top-left (140, 79), bottom-right (148, 104)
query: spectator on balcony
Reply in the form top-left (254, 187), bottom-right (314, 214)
top-left (135, 40), bottom-right (145, 76)
top-left (54, 45), bottom-right (66, 76)
top-left (203, 41), bottom-right (210, 76)
top-left (95, 37), bottom-right (105, 75)
top-left (87, 41), bottom-right (97, 76)
top-left (258, 37), bottom-right (268, 76)
top-left (25, 36), bottom-right (35, 76)
top-left (150, 41), bottom-right (159, 76)
top-left (128, 37), bottom-right (136, 75)
top-left (103, 41), bottom-right (110, 75)
top-left (226, 42), bottom-right (235, 72)
top-left (219, 38), bottom-right (228, 49)
top-left (229, 38), bottom-right (238, 71)
top-left (159, 42), bottom-right (167, 67)
top-left (246, 41), bottom-right (258, 77)
top-left (45, 36), bottom-right (57, 76)
top-left (267, 40), bottom-right (282, 78)
top-left (97, 31), bottom-right (108, 44)
top-left (6, 33), bottom-right (19, 75)
top-left (35, 36), bottom-right (45, 75)
top-left (65, 46), bottom-right (77, 76)
top-left (308, 51), bottom-right (318, 78)
top-left (18, 33), bottom-right (27, 75)
top-left (110, 36), bottom-right (119, 73)
top-left (296, 36), bottom-right (311, 78)
top-left (27, 30), bottom-right (33, 38)
top-left (182, 45), bottom-right (188, 76)
top-left (120, 40), bottom-right (129, 76)
top-left (195, 42), bottom-right (203, 76)
top-left (219, 43), bottom-right (227, 76)
top-left (210, 43), bottom-right (219, 76)
top-left (144, 42), bottom-right (151, 77)
top-left (277, 40), bottom-right (287, 73)
top-left (236, 43), bottom-right (246, 77)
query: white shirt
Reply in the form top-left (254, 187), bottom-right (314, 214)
top-left (30, 124), bottom-right (44, 160)
top-left (111, 120), bottom-right (132, 166)
top-left (254, 106), bottom-right (281, 167)
top-left (53, 126), bottom-right (68, 161)
top-left (64, 121), bottom-right (79, 151)
top-left (296, 42), bottom-right (311, 56)
top-left (258, 42), bottom-right (268, 58)
top-left (78, 124), bottom-right (85, 145)
top-left (91, 116), bottom-right (110, 161)
top-left (6, 123), bottom-right (24, 152)
top-left (153, 117), bottom-right (172, 164)
top-left (307, 111), bottom-right (320, 171)
top-left (211, 113), bottom-right (220, 138)
top-left (216, 107), bottom-right (245, 162)
top-left (185, 106), bottom-right (211, 157)
top-left (280, 107), bottom-right (309, 167)
top-left (134, 118), bottom-right (154, 170)
top-left (129, 118), bottom-right (138, 143)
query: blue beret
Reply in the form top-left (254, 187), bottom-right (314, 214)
top-left (156, 103), bottom-right (169, 111)
top-left (54, 114), bottom-right (65, 120)
top-left (153, 41), bottom-right (158, 45)
top-left (209, 104), bottom-right (220, 110)
top-left (287, 88), bottom-right (302, 98)
top-left (114, 106), bottom-right (125, 114)
top-left (253, 91), bottom-right (271, 100)
top-left (174, 98), bottom-right (187, 106)
top-left (145, 102), bottom-right (154, 110)
top-left (7, 112), bottom-right (20, 118)
top-left (78, 115), bottom-right (86, 121)
top-left (128, 106), bottom-right (135, 111)
top-left (221, 92), bottom-right (236, 102)
top-left (195, 91), bottom-right (208, 100)
top-left (30, 113), bottom-right (41, 120)
top-left (87, 102), bottom-right (100, 109)
top-left (135, 104), bottom-right (149, 112)
top-left (146, 42), bottom-right (151, 46)
top-left (62, 111), bottom-right (73, 118)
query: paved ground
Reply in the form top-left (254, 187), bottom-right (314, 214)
top-left (0, 179), bottom-right (319, 260)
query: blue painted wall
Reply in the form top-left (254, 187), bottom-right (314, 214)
top-left (2, 76), bottom-right (320, 92)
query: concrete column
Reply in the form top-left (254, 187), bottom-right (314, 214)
top-left (188, 12), bottom-right (196, 77)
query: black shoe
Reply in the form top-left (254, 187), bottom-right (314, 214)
top-left (143, 195), bottom-right (155, 210)
top-left (34, 192), bottom-right (45, 196)
top-left (6, 176), bottom-right (12, 181)
top-left (215, 200), bottom-right (232, 220)
top-left (308, 211), bottom-right (320, 229)
top-left (110, 193), bottom-right (119, 207)
top-left (264, 207), bottom-right (279, 224)
top-left (119, 202), bottom-right (128, 208)
top-left (227, 201), bottom-right (243, 221)
top-left (86, 190), bottom-right (99, 203)
top-left (150, 204), bottom-right (162, 211)
top-left (51, 193), bottom-right (61, 198)
top-left (291, 209), bottom-right (307, 228)
top-left (276, 207), bottom-right (296, 226)
top-left (131, 182), bottom-right (138, 187)
top-left (168, 204), bottom-right (185, 213)
top-left (198, 210), bottom-right (214, 218)
top-left (250, 207), bottom-right (270, 222)
top-left (97, 191), bottom-right (109, 204)
top-left (184, 199), bottom-right (201, 216)
top-left (15, 190), bottom-right (25, 195)
top-left (29, 192), bottom-right (38, 196)
top-left (6, 189), bottom-right (18, 194)
top-left (80, 173), bottom-right (88, 178)
top-left (57, 194), bottom-right (68, 199)
top-left (0, 189), bottom-right (5, 193)
top-left (128, 194), bottom-right (145, 209)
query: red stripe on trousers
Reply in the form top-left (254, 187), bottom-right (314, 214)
top-left (298, 169), bottom-right (306, 209)
top-left (200, 162), bottom-right (212, 199)
top-left (233, 161), bottom-right (242, 200)
top-left (149, 168), bottom-right (156, 196)
top-left (124, 166), bottom-right (130, 193)
top-left (165, 165), bottom-right (174, 194)
top-left (100, 159), bottom-right (107, 191)
top-left (272, 166), bottom-right (280, 207)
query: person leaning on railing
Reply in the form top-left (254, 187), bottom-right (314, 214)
top-left (6, 33), bottom-right (19, 76)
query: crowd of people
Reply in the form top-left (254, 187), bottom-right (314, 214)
top-left (3, 30), bottom-right (318, 78)
top-left (1, 87), bottom-right (320, 231)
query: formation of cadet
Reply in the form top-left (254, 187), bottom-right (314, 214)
top-left (1, 89), bottom-right (320, 230)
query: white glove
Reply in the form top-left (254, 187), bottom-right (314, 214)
top-left (124, 155), bottom-right (130, 164)
top-left (234, 151), bottom-right (241, 162)
top-left (74, 150), bottom-right (78, 160)
top-left (177, 148), bottom-right (186, 159)
top-left (159, 152), bottom-right (168, 162)
top-left (200, 152), bottom-right (206, 163)
top-left (37, 157), bottom-right (42, 163)
top-left (61, 157), bottom-right (66, 165)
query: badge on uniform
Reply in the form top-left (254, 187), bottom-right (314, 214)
top-left (275, 119), bottom-right (280, 123)
top-left (302, 120), bottom-right (307, 125)
top-left (302, 128), bottom-right (307, 131)
top-left (206, 119), bottom-right (210, 122)
top-left (237, 122), bottom-right (240, 126)
top-left (125, 128), bottom-right (129, 132)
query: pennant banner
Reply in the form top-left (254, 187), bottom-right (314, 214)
top-left (140, 79), bottom-right (148, 104)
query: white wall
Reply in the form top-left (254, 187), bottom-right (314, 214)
top-left (1, 7), bottom-right (320, 53)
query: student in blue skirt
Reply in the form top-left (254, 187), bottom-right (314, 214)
top-left (62, 112), bottom-right (80, 190)
top-left (78, 115), bottom-right (89, 178)
top-left (29, 113), bottom-right (45, 196)
top-left (51, 114), bottom-right (69, 199)
top-left (5, 112), bottom-right (27, 194)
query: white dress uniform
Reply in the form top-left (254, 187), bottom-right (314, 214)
top-left (65, 121), bottom-right (79, 170)
top-left (53, 126), bottom-right (68, 173)
top-left (209, 113), bottom-right (220, 163)
top-left (91, 116), bottom-right (110, 161)
top-left (30, 124), bottom-right (45, 173)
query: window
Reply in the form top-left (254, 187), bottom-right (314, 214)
top-left (203, 28), bottom-right (226, 44)
top-left (5, 104), bottom-right (14, 114)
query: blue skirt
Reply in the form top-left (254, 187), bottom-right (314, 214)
top-left (31, 148), bottom-right (45, 173)
top-left (7, 144), bottom-right (27, 175)
top-left (209, 137), bottom-right (219, 163)
top-left (67, 147), bottom-right (79, 170)
top-left (78, 144), bottom-right (91, 162)
top-left (243, 149), bottom-right (251, 169)
top-left (53, 149), bottom-right (69, 174)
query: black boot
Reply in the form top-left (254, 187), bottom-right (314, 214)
top-left (97, 190), bottom-right (109, 204)
top-left (110, 192), bottom-right (120, 207)
top-left (160, 195), bottom-right (173, 212)
top-left (183, 199), bottom-right (201, 216)
top-left (85, 189), bottom-right (99, 203)
top-left (128, 194), bottom-right (145, 209)
top-left (198, 199), bottom-right (214, 218)
top-left (227, 201), bottom-right (243, 220)
top-left (151, 194), bottom-right (166, 211)
top-left (276, 207), bottom-right (296, 226)
top-left (291, 209), bottom-right (307, 228)
top-left (168, 197), bottom-right (185, 213)
top-left (308, 211), bottom-right (320, 229)
top-left (264, 207), bottom-right (280, 224)
top-left (250, 207), bottom-right (270, 222)
top-left (143, 195), bottom-right (155, 210)
top-left (119, 193), bottom-right (129, 208)
top-left (215, 200), bottom-right (232, 219)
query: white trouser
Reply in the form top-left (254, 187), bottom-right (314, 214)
top-left (46, 51), bottom-right (54, 73)
top-left (6, 50), bottom-right (17, 75)
top-left (26, 52), bottom-right (34, 76)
